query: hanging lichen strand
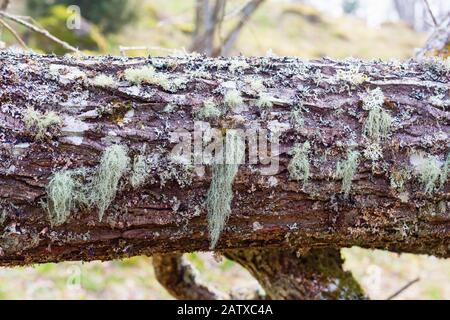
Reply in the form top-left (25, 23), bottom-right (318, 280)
top-left (206, 130), bottom-right (245, 249)
top-left (46, 145), bottom-right (130, 225)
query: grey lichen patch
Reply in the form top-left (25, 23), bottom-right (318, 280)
top-left (163, 103), bottom-right (178, 113)
top-left (288, 141), bottom-right (311, 185)
top-left (419, 56), bottom-right (450, 77)
top-left (390, 168), bottom-right (411, 192)
top-left (223, 89), bottom-right (243, 109)
top-left (363, 143), bottom-right (383, 161)
top-left (130, 153), bottom-right (148, 189)
top-left (23, 107), bottom-right (61, 140)
top-left (334, 150), bottom-right (360, 197)
top-left (290, 106), bottom-right (304, 130)
top-left (429, 93), bottom-right (450, 108)
top-left (0, 200), bottom-right (16, 226)
top-left (206, 130), bottom-right (245, 249)
top-left (246, 77), bottom-right (265, 95)
top-left (361, 88), bottom-right (392, 140)
top-left (228, 59), bottom-right (249, 73)
top-left (195, 98), bottom-right (221, 120)
top-left (90, 74), bottom-right (118, 89)
top-left (90, 144), bottom-right (130, 221)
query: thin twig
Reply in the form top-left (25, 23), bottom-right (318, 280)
top-left (0, 18), bottom-right (28, 49)
top-left (0, 10), bottom-right (81, 54)
top-left (386, 277), bottom-right (420, 300)
top-left (422, 0), bottom-right (438, 27)
top-left (218, 0), bottom-right (265, 56)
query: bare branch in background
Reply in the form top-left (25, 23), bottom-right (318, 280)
top-left (0, 10), bottom-right (82, 54)
top-left (386, 278), bottom-right (420, 300)
top-left (422, 0), bottom-right (438, 27)
top-left (0, 18), bottom-right (28, 49)
top-left (153, 253), bottom-right (265, 300)
top-left (416, 12), bottom-right (450, 58)
top-left (190, 0), bottom-right (227, 56)
top-left (217, 0), bottom-right (265, 56)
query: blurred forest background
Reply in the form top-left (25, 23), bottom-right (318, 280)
top-left (0, 0), bottom-right (449, 299)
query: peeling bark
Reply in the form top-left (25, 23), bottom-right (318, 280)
top-left (0, 52), bottom-right (448, 267)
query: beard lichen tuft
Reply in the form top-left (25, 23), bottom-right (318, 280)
top-left (130, 154), bottom-right (148, 189)
top-left (288, 141), bottom-right (311, 185)
top-left (47, 170), bottom-right (75, 226)
top-left (46, 169), bottom-right (89, 226)
top-left (416, 155), bottom-right (443, 194)
top-left (206, 130), bottom-right (245, 249)
top-left (362, 88), bottom-right (392, 140)
top-left (223, 89), bottom-right (243, 109)
top-left (334, 150), bottom-right (360, 197)
top-left (89, 144), bottom-right (130, 221)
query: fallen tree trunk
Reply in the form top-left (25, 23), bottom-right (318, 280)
top-left (0, 51), bottom-right (448, 268)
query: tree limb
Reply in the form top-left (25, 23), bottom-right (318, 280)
top-left (416, 12), bottom-right (450, 58)
top-left (217, 0), bottom-right (265, 56)
top-left (0, 53), bottom-right (448, 267)
top-left (0, 10), bottom-right (82, 54)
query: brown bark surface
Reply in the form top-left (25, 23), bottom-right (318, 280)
top-left (0, 51), bottom-right (448, 266)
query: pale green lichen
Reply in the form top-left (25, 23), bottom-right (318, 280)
top-left (90, 145), bottom-right (130, 221)
top-left (90, 74), bottom-right (118, 88)
top-left (46, 168), bottom-right (90, 226)
top-left (206, 130), bottom-right (245, 249)
top-left (23, 107), bottom-right (61, 139)
top-left (46, 170), bottom-right (77, 226)
top-left (336, 65), bottom-right (368, 86)
top-left (124, 65), bottom-right (187, 92)
top-left (362, 88), bottom-right (392, 140)
top-left (223, 89), bottom-right (243, 109)
top-left (130, 154), bottom-right (148, 189)
top-left (334, 150), bottom-right (360, 197)
top-left (440, 153), bottom-right (449, 187)
top-left (45, 145), bottom-right (130, 224)
top-left (256, 92), bottom-right (274, 109)
top-left (124, 65), bottom-right (156, 84)
top-left (291, 106), bottom-right (304, 130)
top-left (416, 155), bottom-right (443, 194)
top-left (195, 98), bottom-right (221, 119)
top-left (288, 141), bottom-right (311, 185)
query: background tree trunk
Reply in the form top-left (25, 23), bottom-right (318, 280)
top-left (0, 52), bottom-right (448, 281)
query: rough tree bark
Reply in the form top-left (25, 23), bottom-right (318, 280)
top-left (0, 52), bottom-right (448, 298)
